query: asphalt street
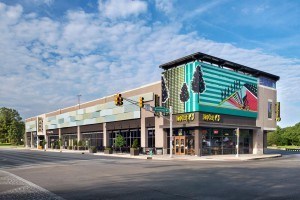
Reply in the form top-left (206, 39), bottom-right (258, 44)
top-left (1, 148), bottom-right (300, 200)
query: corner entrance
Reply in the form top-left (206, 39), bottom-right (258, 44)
top-left (174, 136), bottom-right (186, 155)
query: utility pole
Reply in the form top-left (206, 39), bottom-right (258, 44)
top-left (77, 94), bottom-right (82, 109)
top-left (236, 128), bottom-right (240, 157)
top-left (169, 106), bottom-right (173, 158)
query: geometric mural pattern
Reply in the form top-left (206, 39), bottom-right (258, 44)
top-left (162, 61), bottom-right (258, 118)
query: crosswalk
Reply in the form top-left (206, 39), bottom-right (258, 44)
top-left (0, 170), bottom-right (64, 200)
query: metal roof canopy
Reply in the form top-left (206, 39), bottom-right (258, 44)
top-left (159, 52), bottom-right (280, 81)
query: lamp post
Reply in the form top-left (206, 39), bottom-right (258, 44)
top-left (77, 94), bottom-right (82, 109)
top-left (169, 106), bottom-right (173, 158)
top-left (236, 128), bottom-right (240, 157)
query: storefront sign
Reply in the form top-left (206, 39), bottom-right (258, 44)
top-left (176, 113), bottom-right (195, 122)
top-left (203, 113), bottom-right (221, 122)
top-left (276, 102), bottom-right (281, 122)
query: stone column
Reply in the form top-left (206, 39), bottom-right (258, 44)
top-left (30, 132), bottom-right (33, 148)
top-left (58, 128), bottom-right (62, 149)
top-left (103, 123), bottom-right (109, 147)
top-left (194, 129), bottom-right (202, 156)
top-left (253, 128), bottom-right (264, 155)
top-left (155, 114), bottom-right (164, 154)
top-left (140, 110), bottom-right (147, 151)
top-left (77, 126), bottom-right (81, 142)
top-left (36, 136), bottom-right (39, 149)
top-left (45, 134), bottom-right (48, 150)
top-left (163, 129), bottom-right (168, 155)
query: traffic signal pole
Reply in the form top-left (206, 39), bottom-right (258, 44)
top-left (117, 95), bottom-right (173, 157)
top-left (169, 106), bottom-right (173, 158)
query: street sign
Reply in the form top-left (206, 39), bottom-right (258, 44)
top-left (153, 106), bottom-right (169, 113)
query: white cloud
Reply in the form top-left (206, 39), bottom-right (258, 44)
top-left (155, 0), bottom-right (174, 15)
top-left (98, 0), bottom-right (147, 19)
top-left (0, 2), bottom-right (299, 128)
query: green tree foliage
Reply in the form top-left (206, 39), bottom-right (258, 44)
top-left (114, 134), bottom-right (126, 152)
top-left (267, 123), bottom-right (300, 146)
top-left (131, 139), bottom-right (139, 149)
top-left (0, 107), bottom-right (24, 145)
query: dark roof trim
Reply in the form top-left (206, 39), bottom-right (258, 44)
top-left (159, 52), bottom-right (280, 81)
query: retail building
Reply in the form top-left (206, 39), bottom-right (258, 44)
top-left (25, 52), bottom-right (280, 156)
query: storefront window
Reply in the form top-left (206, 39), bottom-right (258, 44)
top-left (201, 128), bottom-right (253, 155)
top-left (259, 76), bottom-right (276, 88)
top-left (82, 132), bottom-right (103, 148)
top-left (108, 129), bottom-right (141, 148)
top-left (268, 101), bottom-right (272, 119)
top-left (62, 134), bottom-right (77, 149)
top-left (202, 128), bottom-right (236, 155)
top-left (148, 128), bottom-right (155, 148)
top-left (48, 135), bottom-right (59, 148)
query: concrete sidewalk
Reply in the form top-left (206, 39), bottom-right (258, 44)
top-left (28, 148), bottom-right (282, 161)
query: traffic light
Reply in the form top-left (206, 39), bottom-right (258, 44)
top-left (154, 94), bottom-right (160, 117)
top-left (114, 94), bottom-right (123, 106)
top-left (154, 94), bottom-right (160, 107)
top-left (139, 97), bottom-right (144, 108)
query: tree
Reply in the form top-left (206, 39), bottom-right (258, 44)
top-left (132, 138), bottom-right (139, 149)
top-left (0, 107), bottom-right (24, 145)
top-left (191, 65), bottom-right (206, 94)
top-left (180, 83), bottom-right (189, 102)
top-left (114, 134), bottom-right (126, 152)
top-left (267, 124), bottom-right (300, 146)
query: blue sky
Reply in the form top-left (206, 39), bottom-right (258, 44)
top-left (0, 0), bottom-right (299, 127)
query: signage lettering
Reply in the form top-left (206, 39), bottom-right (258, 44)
top-left (276, 102), bottom-right (281, 122)
top-left (203, 114), bottom-right (221, 122)
top-left (176, 113), bottom-right (195, 122)
top-left (38, 117), bottom-right (43, 132)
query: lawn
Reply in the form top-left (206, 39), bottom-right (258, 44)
top-left (269, 145), bottom-right (300, 149)
top-left (0, 143), bottom-right (24, 148)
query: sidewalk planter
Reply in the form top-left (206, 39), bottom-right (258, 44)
top-left (130, 148), bottom-right (139, 156)
top-left (104, 149), bottom-right (112, 154)
top-left (89, 146), bottom-right (97, 153)
top-left (78, 146), bottom-right (85, 150)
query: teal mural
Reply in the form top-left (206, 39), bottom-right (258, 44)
top-left (162, 61), bottom-right (258, 118)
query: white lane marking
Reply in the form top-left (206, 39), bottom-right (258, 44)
top-left (0, 170), bottom-right (65, 200)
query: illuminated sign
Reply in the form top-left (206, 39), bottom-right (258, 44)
top-left (276, 102), bottom-right (281, 122)
top-left (203, 113), bottom-right (221, 122)
top-left (37, 117), bottom-right (43, 132)
top-left (176, 113), bottom-right (195, 122)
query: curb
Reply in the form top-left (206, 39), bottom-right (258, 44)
top-left (24, 148), bottom-right (282, 162)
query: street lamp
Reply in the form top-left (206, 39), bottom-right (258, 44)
top-left (77, 94), bottom-right (82, 109)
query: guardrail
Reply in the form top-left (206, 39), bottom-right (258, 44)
top-left (286, 148), bottom-right (300, 152)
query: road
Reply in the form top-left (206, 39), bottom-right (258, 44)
top-left (1, 148), bottom-right (300, 200)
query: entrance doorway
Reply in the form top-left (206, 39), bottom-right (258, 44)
top-left (174, 136), bottom-right (186, 155)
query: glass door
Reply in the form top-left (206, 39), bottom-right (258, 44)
top-left (174, 136), bottom-right (186, 155)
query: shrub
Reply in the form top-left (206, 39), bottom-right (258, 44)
top-left (132, 139), bottom-right (139, 149)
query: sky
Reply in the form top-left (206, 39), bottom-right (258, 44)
top-left (0, 0), bottom-right (299, 128)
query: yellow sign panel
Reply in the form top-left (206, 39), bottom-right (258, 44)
top-left (203, 113), bottom-right (221, 122)
top-left (276, 102), bottom-right (281, 122)
top-left (176, 113), bottom-right (195, 122)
